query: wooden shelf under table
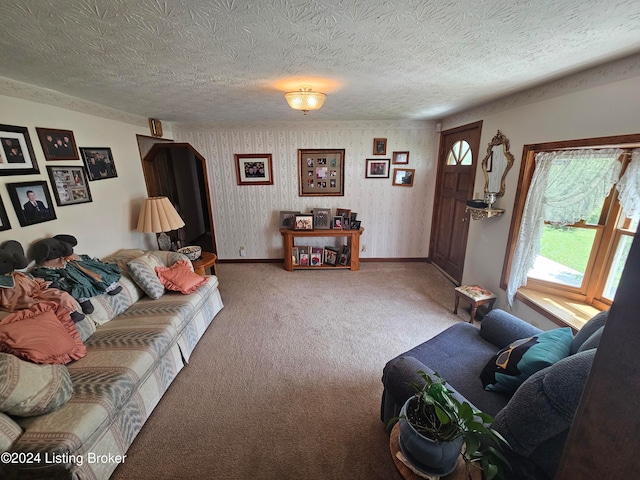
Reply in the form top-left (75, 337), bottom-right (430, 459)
top-left (279, 227), bottom-right (364, 272)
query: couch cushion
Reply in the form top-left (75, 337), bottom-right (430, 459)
top-left (0, 306), bottom-right (86, 365)
top-left (0, 353), bottom-right (73, 417)
top-left (0, 412), bottom-right (21, 451)
top-left (155, 260), bottom-right (207, 294)
top-left (127, 253), bottom-right (166, 300)
top-left (570, 309), bottom-right (608, 354)
top-left (481, 328), bottom-right (573, 394)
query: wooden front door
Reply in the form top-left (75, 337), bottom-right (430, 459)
top-left (429, 121), bottom-right (482, 284)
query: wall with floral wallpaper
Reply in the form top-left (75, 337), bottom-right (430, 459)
top-left (173, 120), bottom-right (438, 260)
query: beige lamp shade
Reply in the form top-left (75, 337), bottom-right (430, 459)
top-left (136, 196), bottom-right (185, 233)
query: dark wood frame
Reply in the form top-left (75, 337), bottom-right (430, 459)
top-left (36, 127), bottom-right (79, 161)
top-left (365, 158), bottom-right (390, 178)
top-left (298, 149), bottom-right (345, 196)
top-left (234, 153), bottom-right (274, 186)
top-left (392, 168), bottom-right (415, 186)
top-left (6, 180), bottom-right (57, 227)
top-left (373, 138), bottom-right (387, 155)
top-left (0, 124), bottom-right (39, 176)
top-left (80, 147), bottom-right (118, 181)
top-left (392, 151), bottom-right (410, 164)
top-left (0, 196), bottom-right (11, 231)
top-left (46, 165), bottom-right (93, 206)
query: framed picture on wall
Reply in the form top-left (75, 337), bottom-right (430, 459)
top-left (392, 151), bottom-right (410, 164)
top-left (234, 153), bottom-right (274, 185)
top-left (80, 147), bottom-right (118, 181)
top-left (0, 124), bottom-right (39, 176)
top-left (392, 168), bottom-right (415, 187)
top-left (0, 196), bottom-right (11, 232)
top-left (298, 149), bottom-right (345, 196)
top-left (46, 165), bottom-right (92, 206)
top-left (6, 180), bottom-right (57, 227)
top-left (36, 127), bottom-right (79, 161)
top-left (365, 158), bottom-right (390, 178)
top-left (373, 138), bottom-right (387, 155)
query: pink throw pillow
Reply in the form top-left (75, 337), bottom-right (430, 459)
top-left (155, 260), bottom-right (207, 294)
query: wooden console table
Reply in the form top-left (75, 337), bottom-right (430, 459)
top-left (279, 227), bottom-right (364, 271)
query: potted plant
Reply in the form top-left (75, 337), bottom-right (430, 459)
top-left (391, 370), bottom-right (510, 480)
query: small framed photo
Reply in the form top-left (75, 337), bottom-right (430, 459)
top-left (6, 180), bottom-right (57, 227)
top-left (36, 128), bottom-right (79, 161)
top-left (80, 147), bottom-right (118, 180)
top-left (373, 138), bottom-right (387, 155)
top-left (294, 214), bottom-right (314, 230)
top-left (336, 208), bottom-right (351, 219)
top-left (338, 252), bottom-right (349, 266)
top-left (393, 168), bottom-right (415, 187)
top-left (46, 165), bottom-right (92, 206)
top-left (0, 124), bottom-right (39, 176)
top-left (298, 246), bottom-right (310, 266)
top-left (0, 196), bottom-right (11, 232)
top-left (324, 247), bottom-right (339, 266)
top-left (312, 208), bottom-right (331, 229)
top-left (234, 153), bottom-right (274, 186)
top-left (291, 247), bottom-right (300, 266)
top-left (279, 210), bottom-right (299, 229)
top-left (332, 216), bottom-right (345, 229)
top-left (351, 220), bottom-right (361, 230)
top-left (392, 151), bottom-right (410, 164)
top-left (365, 159), bottom-right (390, 178)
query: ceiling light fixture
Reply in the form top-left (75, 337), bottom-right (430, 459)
top-left (284, 86), bottom-right (326, 114)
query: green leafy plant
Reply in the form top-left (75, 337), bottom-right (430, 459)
top-left (394, 370), bottom-right (511, 480)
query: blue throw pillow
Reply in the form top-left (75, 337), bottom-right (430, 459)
top-left (480, 328), bottom-right (574, 394)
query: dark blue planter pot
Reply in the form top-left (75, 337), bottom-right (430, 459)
top-left (398, 397), bottom-right (463, 477)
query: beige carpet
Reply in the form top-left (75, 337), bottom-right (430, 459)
top-left (111, 261), bottom-right (467, 480)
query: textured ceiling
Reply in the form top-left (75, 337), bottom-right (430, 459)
top-left (0, 0), bottom-right (639, 124)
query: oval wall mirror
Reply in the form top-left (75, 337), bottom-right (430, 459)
top-left (482, 130), bottom-right (514, 198)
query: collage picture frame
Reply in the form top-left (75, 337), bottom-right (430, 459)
top-left (298, 149), bottom-right (345, 196)
top-left (47, 165), bottom-right (92, 206)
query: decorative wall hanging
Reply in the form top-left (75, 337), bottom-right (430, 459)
top-left (46, 165), bottom-right (92, 206)
top-left (6, 180), bottom-right (57, 226)
top-left (36, 128), bottom-right (79, 161)
top-left (0, 124), bottom-right (39, 176)
top-left (392, 151), bottom-right (410, 164)
top-left (0, 196), bottom-right (11, 231)
top-left (365, 158), bottom-right (390, 178)
top-left (298, 149), bottom-right (345, 196)
top-left (392, 168), bottom-right (415, 187)
top-left (373, 138), bottom-right (387, 155)
top-left (234, 153), bottom-right (274, 185)
top-left (80, 147), bottom-right (118, 181)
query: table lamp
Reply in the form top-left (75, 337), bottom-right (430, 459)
top-left (137, 196), bottom-right (185, 250)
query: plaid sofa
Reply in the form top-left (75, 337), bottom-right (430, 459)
top-left (0, 249), bottom-right (224, 480)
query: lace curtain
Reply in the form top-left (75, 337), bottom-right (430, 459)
top-left (616, 149), bottom-right (640, 221)
top-left (507, 148), bottom-right (623, 305)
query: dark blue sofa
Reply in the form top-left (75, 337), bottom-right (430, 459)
top-left (381, 309), bottom-right (607, 480)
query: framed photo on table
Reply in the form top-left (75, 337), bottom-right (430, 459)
top-left (80, 147), bottom-right (118, 181)
top-left (46, 165), bottom-right (92, 206)
top-left (234, 153), bottom-right (273, 186)
top-left (6, 180), bottom-right (57, 227)
top-left (294, 214), bottom-right (314, 230)
top-left (36, 127), bottom-right (79, 161)
top-left (298, 149), bottom-right (345, 196)
top-left (365, 158), bottom-right (390, 178)
top-left (0, 124), bottom-right (39, 176)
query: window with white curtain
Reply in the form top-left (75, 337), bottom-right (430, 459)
top-left (503, 135), bottom-right (639, 314)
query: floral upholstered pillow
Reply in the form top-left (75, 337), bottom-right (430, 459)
top-left (127, 252), bottom-right (166, 300)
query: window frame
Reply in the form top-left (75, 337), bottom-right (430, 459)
top-left (501, 134), bottom-right (640, 325)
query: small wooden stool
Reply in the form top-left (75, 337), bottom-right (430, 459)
top-left (453, 285), bottom-right (496, 323)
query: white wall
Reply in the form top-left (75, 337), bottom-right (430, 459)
top-left (442, 55), bottom-right (640, 329)
top-left (0, 92), bottom-right (158, 258)
top-left (173, 120), bottom-right (437, 260)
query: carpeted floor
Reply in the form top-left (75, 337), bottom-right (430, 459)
top-left (111, 261), bottom-right (468, 480)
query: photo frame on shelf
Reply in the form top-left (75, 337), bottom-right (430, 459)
top-left (392, 151), bottom-right (410, 164)
top-left (6, 180), bottom-right (57, 227)
top-left (373, 138), bottom-right (387, 155)
top-left (36, 127), bottom-right (79, 161)
top-left (312, 208), bottom-right (331, 229)
top-left (279, 210), bottom-right (299, 229)
top-left (365, 158), bottom-right (390, 178)
top-left (0, 124), bottom-right (39, 176)
top-left (298, 149), bottom-right (345, 196)
top-left (392, 168), bottom-right (415, 187)
top-left (46, 165), bottom-right (92, 206)
top-left (351, 220), bottom-right (361, 230)
top-left (332, 216), bottom-right (344, 229)
top-left (234, 153), bottom-right (274, 186)
top-left (324, 247), bottom-right (339, 266)
top-left (0, 196), bottom-right (11, 232)
top-left (80, 147), bottom-right (118, 181)
top-left (291, 247), bottom-right (300, 266)
top-left (298, 246), bottom-right (310, 266)
top-left (294, 214), bottom-right (314, 230)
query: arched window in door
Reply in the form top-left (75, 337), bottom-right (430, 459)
top-left (446, 140), bottom-right (472, 165)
